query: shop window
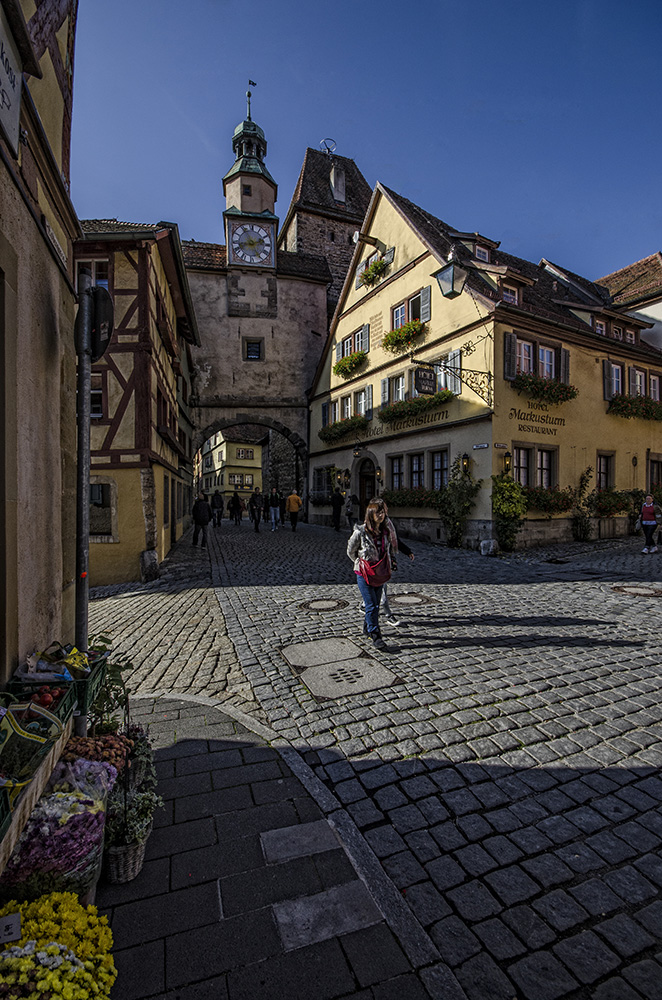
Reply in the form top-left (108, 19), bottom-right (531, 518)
top-left (391, 457), bottom-right (404, 490)
top-left (432, 450), bottom-right (449, 489)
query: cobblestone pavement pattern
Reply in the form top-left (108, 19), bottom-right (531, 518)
top-left (91, 520), bottom-right (662, 1000)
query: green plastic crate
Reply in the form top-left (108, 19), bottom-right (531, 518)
top-left (74, 656), bottom-right (108, 716)
top-left (5, 680), bottom-right (78, 725)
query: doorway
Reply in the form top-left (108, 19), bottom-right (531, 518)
top-left (359, 459), bottom-right (376, 516)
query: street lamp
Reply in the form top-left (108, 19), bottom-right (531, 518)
top-left (433, 247), bottom-right (468, 300)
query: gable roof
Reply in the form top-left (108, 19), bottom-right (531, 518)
top-left (281, 148), bottom-right (372, 229)
top-left (599, 253), bottom-right (662, 307)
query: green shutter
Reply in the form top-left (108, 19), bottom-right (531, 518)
top-left (420, 285), bottom-right (431, 323)
top-left (366, 384), bottom-right (373, 419)
top-left (381, 378), bottom-right (389, 406)
top-left (560, 349), bottom-right (570, 385)
top-left (504, 332), bottom-right (517, 380)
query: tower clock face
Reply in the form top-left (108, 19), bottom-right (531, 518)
top-left (230, 222), bottom-right (273, 264)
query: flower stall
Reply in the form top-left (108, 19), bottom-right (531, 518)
top-left (0, 639), bottom-right (161, 996)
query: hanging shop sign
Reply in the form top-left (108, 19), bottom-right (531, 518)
top-left (414, 367), bottom-right (436, 395)
top-left (0, 7), bottom-right (22, 157)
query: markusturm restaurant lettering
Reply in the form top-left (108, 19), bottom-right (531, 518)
top-left (509, 400), bottom-right (566, 437)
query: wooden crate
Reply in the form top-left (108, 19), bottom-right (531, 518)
top-left (0, 717), bottom-right (72, 877)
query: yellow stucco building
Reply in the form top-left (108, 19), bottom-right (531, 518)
top-left (308, 183), bottom-right (662, 547)
top-left (74, 221), bottom-right (200, 584)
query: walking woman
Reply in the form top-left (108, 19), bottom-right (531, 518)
top-left (228, 491), bottom-right (242, 526)
top-left (639, 493), bottom-right (662, 553)
top-left (347, 498), bottom-right (396, 651)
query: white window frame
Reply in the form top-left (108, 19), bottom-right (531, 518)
top-left (650, 374), bottom-right (660, 402)
top-left (392, 374), bottom-right (406, 402)
top-left (536, 449), bottom-right (554, 489)
top-left (611, 363), bottom-right (623, 396)
top-left (475, 245), bottom-right (489, 262)
top-left (76, 259), bottom-right (110, 292)
top-left (341, 395), bottom-right (352, 419)
top-left (595, 319), bottom-right (606, 337)
top-left (330, 400), bottom-right (339, 423)
top-left (392, 303), bottom-right (406, 329)
top-left (502, 285), bottom-right (519, 305)
top-left (633, 369), bottom-right (646, 396)
top-left (342, 335), bottom-right (354, 357)
top-left (355, 388), bottom-right (367, 417)
top-left (625, 329), bottom-right (636, 344)
top-left (513, 447), bottom-right (531, 487)
top-left (517, 341), bottom-right (534, 374)
top-left (538, 347), bottom-right (555, 379)
top-left (612, 326), bottom-right (623, 341)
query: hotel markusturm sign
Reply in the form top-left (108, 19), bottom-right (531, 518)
top-left (414, 367), bottom-right (437, 395)
top-left (0, 5), bottom-right (22, 156)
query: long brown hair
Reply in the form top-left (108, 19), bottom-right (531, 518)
top-left (364, 498), bottom-right (387, 535)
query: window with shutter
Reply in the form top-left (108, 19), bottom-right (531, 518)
top-left (560, 349), bottom-right (570, 385)
top-left (420, 285), bottom-right (431, 323)
top-left (381, 378), bottom-right (390, 406)
top-left (355, 259), bottom-right (368, 289)
top-left (355, 324), bottom-right (370, 353)
top-left (447, 350), bottom-right (462, 395)
top-left (382, 247), bottom-right (395, 265)
top-left (321, 403), bottom-right (329, 427)
top-left (366, 384), bottom-right (373, 419)
top-left (504, 331), bottom-right (517, 380)
top-left (409, 370), bottom-right (419, 398)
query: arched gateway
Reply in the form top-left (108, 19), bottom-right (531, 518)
top-left (192, 412), bottom-right (307, 464)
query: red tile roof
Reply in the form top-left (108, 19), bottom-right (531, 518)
top-left (599, 253), bottom-right (662, 306)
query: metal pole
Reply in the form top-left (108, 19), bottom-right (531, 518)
top-left (75, 272), bottom-right (93, 672)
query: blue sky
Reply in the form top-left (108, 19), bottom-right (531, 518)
top-left (71, 0), bottom-right (662, 280)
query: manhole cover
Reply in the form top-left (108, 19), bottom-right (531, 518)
top-left (613, 585), bottom-right (662, 597)
top-left (282, 638), bottom-right (362, 673)
top-left (301, 659), bottom-right (400, 701)
top-left (299, 598), bottom-right (349, 612)
top-left (388, 593), bottom-right (432, 606)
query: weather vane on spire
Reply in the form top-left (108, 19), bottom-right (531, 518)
top-left (246, 80), bottom-right (257, 120)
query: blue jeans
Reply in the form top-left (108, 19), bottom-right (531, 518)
top-left (356, 573), bottom-right (383, 636)
top-left (270, 507), bottom-right (280, 529)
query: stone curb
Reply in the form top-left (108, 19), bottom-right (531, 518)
top-left (131, 690), bottom-right (467, 996)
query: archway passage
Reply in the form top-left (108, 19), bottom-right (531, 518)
top-left (196, 416), bottom-right (308, 523)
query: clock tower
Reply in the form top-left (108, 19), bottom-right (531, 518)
top-left (223, 89), bottom-right (278, 268)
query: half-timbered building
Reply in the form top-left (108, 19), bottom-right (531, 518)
top-left (74, 220), bottom-right (200, 585)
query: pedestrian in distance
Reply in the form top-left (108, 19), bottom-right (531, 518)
top-left (638, 493), bottom-right (662, 553)
top-left (211, 489), bottom-right (224, 528)
top-left (268, 487), bottom-right (281, 531)
top-left (347, 497), bottom-right (396, 651)
top-left (345, 493), bottom-right (358, 531)
top-left (248, 487), bottom-right (262, 533)
top-left (191, 492), bottom-right (212, 548)
top-left (262, 491), bottom-right (269, 524)
top-left (331, 487), bottom-right (344, 532)
top-left (228, 491), bottom-right (242, 526)
top-left (286, 488), bottom-right (303, 531)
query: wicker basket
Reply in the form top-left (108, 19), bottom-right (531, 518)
top-left (103, 821), bottom-right (153, 884)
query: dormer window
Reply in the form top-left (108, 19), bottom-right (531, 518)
top-left (502, 284), bottom-right (519, 305)
top-left (625, 329), bottom-right (636, 344)
top-left (612, 326), bottom-right (623, 341)
top-left (475, 245), bottom-right (490, 263)
top-left (595, 319), bottom-right (606, 336)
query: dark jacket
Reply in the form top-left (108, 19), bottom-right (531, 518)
top-left (211, 493), bottom-right (224, 511)
top-left (192, 499), bottom-right (212, 525)
top-left (331, 491), bottom-right (344, 513)
top-left (268, 492), bottom-right (281, 509)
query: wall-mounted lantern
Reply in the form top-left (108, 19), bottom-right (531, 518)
top-left (503, 451), bottom-right (512, 474)
top-left (343, 470), bottom-right (351, 488)
top-left (461, 453), bottom-right (470, 475)
top-left (433, 247), bottom-right (468, 300)
top-left (375, 466), bottom-right (383, 483)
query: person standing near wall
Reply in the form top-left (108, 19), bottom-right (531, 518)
top-left (331, 487), bottom-right (344, 532)
top-left (269, 487), bottom-right (282, 531)
top-left (286, 489), bottom-right (303, 531)
top-left (249, 487), bottom-right (263, 533)
top-left (192, 493), bottom-right (213, 547)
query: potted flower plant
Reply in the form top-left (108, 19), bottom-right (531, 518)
top-left (103, 777), bottom-right (162, 883)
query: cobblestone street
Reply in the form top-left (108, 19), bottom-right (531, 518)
top-left (90, 521), bottom-right (662, 1000)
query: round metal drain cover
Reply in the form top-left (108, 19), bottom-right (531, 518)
top-left (613, 585), bottom-right (662, 597)
top-left (388, 592), bottom-right (433, 606)
top-left (299, 598), bottom-right (349, 612)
